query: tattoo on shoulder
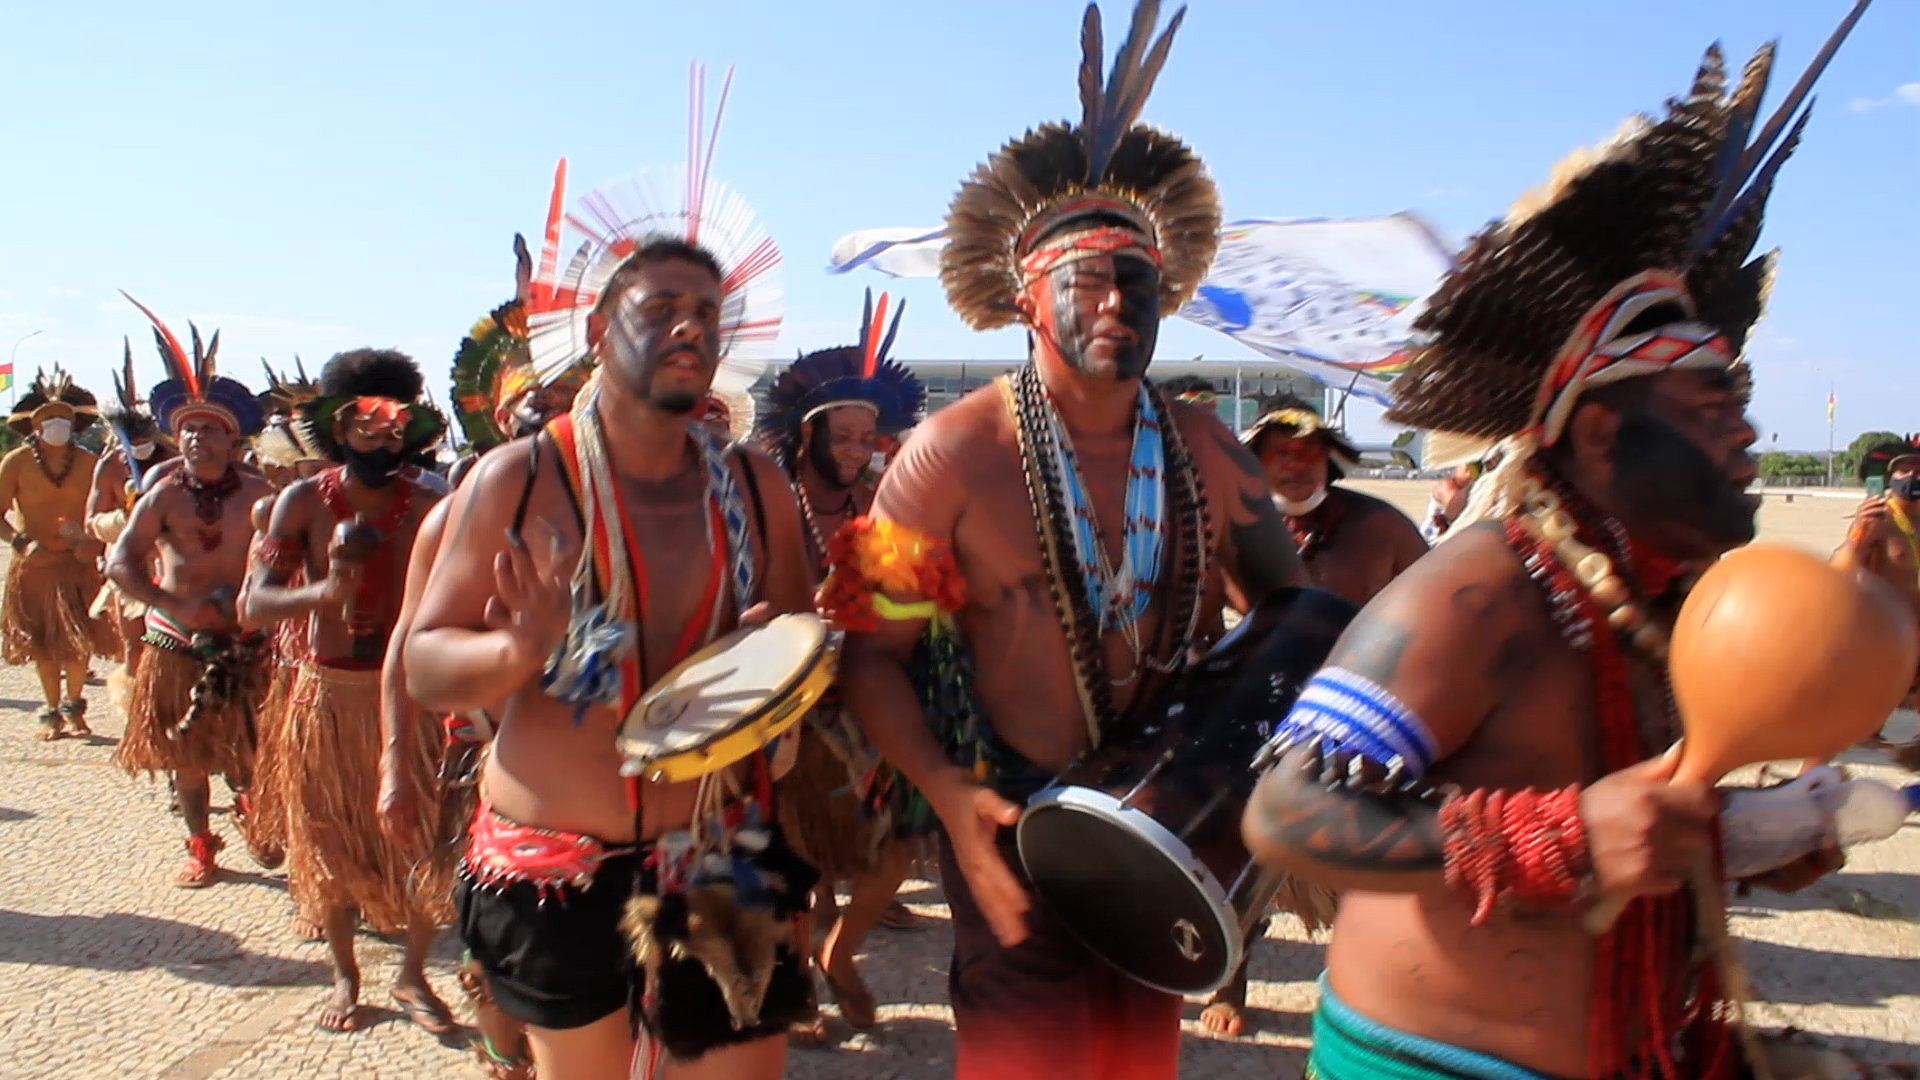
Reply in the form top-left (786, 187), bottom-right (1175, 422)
top-left (1251, 745), bottom-right (1443, 871)
top-left (1331, 618), bottom-right (1414, 683)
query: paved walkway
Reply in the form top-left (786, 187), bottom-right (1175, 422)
top-left (2, 485), bottom-right (1917, 1078)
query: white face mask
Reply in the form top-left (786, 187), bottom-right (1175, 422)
top-left (37, 419), bottom-right (72, 447)
top-left (1273, 487), bottom-right (1327, 517)
top-left (129, 441), bottom-right (156, 461)
top-left (869, 451), bottom-right (889, 474)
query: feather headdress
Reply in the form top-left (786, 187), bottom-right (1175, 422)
top-left (453, 160), bottom-right (593, 449)
top-left (1858, 434), bottom-right (1920, 483)
top-left (104, 339), bottom-right (161, 441)
top-left (942, 0), bottom-right (1220, 330)
top-left (7, 366), bottom-right (100, 437)
top-left (755, 289), bottom-right (925, 470)
top-left (120, 292), bottom-right (265, 437)
top-left (258, 357), bottom-right (316, 418)
top-left (1387, 2), bottom-right (1872, 526)
top-left (526, 63), bottom-right (783, 386)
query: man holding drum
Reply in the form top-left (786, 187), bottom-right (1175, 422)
top-left (243, 349), bottom-right (456, 1035)
top-left (404, 138), bottom-right (819, 1076)
top-left (1242, 23), bottom-right (1866, 1079)
top-left (836, 4), bottom-right (1305, 1076)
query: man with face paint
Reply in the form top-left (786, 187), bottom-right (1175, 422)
top-left (836, 8), bottom-right (1304, 1077)
top-left (405, 134), bottom-right (816, 1076)
top-left (88, 343), bottom-right (180, 676)
top-left (1241, 25), bottom-right (1868, 1077)
top-left (754, 291), bottom-right (930, 1043)
top-left (1242, 395), bottom-right (1429, 609)
top-left (242, 348), bottom-right (456, 1036)
top-left (0, 368), bottom-right (117, 739)
top-left (107, 304), bottom-right (276, 888)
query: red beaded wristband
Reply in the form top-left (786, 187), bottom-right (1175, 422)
top-left (1440, 786), bottom-right (1590, 925)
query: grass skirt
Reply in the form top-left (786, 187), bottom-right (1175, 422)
top-left (2, 547), bottom-right (117, 666)
top-left (265, 662), bottom-right (452, 933)
top-left (777, 707), bottom-right (884, 886)
top-left (236, 660), bottom-right (298, 855)
top-left (114, 636), bottom-right (266, 779)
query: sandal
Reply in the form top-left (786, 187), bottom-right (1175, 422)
top-left (472, 1036), bottom-right (537, 1079)
top-left (59, 698), bottom-right (91, 738)
top-left (35, 708), bottom-right (63, 742)
top-left (876, 900), bottom-right (929, 931)
top-left (175, 832), bottom-right (225, 889)
top-left (391, 988), bottom-right (459, 1036)
top-left (231, 792), bottom-right (285, 870)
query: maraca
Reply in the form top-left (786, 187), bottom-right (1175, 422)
top-left (1584, 543), bottom-right (1917, 932)
top-left (330, 516), bottom-right (383, 625)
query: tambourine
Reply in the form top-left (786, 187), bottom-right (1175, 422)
top-left (616, 613), bottom-right (837, 784)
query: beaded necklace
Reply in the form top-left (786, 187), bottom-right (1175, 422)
top-left (1283, 489), bottom-right (1347, 565)
top-left (1006, 366), bottom-right (1211, 748)
top-left (1041, 379), bottom-right (1166, 633)
top-left (178, 466), bottom-right (243, 552)
top-left (29, 438), bottom-right (76, 486)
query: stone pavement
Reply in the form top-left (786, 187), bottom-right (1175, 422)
top-left (1, 487), bottom-right (1917, 1079)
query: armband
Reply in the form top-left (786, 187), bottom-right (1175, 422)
top-left (253, 535), bottom-right (305, 574)
top-left (817, 516), bottom-right (966, 632)
top-left (1253, 667), bottom-right (1439, 788)
top-left (1439, 786), bottom-right (1590, 925)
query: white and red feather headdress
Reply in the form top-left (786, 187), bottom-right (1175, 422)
top-left (527, 63), bottom-right (783, 387)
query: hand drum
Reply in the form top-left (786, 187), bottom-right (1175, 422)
top-left (1668, 543), bottom-right (1917, 783)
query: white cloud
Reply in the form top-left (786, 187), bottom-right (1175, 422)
top-left (0, 313), bottom-right (60, 329)
top-left (1849, 82), bottom-right (1920, 112)
top-left (44, 286), bottom-right (84, 298)
top-left (196, 313), bottom-right (352, 337)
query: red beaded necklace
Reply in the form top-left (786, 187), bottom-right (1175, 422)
top-left (1502, 483), bottom-right (1733, 1079)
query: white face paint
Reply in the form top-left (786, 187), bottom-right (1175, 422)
top-left (1273, 487), bottom-right (1327, 517)
top-left (129, 441), bottom-right (156, 461)
top-left (37, 419), bottom-right (72, 447)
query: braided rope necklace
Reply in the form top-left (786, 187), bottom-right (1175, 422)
top-left (1008, 366), bottom-right (1210, 746)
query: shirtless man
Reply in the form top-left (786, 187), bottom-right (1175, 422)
top-left (108, 340), bottom-right (272, 886)
top-left (406, 224), bottom-right (814, 1078)
top-left (838, 8), bottom-right (1303, 1076)
top-left (242, 349), bottom-right (455, 1035)
top-left (1244, 395), bottom-right (1428, 608)
top-left (88, 347), bottom-right (178, 670)
top-left (0, 369), bottom-right (114, 739)
top-left (753, 293), bottom-right (929, 1041)
top-left (1241, 32), bottom-right (1861, 1076)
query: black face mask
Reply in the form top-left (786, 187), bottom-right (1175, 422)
top-left (1893, 476), bottom-right (1920, 502)
top-left (343, 447), bottom-right (404, 489)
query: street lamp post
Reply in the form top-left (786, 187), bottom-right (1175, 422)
top-left (8, 329), bottom-right (44, 410)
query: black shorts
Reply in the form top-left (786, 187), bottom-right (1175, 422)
top-left (456, 851), bottom-right (639, 1031)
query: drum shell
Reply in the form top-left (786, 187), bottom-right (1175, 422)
top-left (1017, 587), bottom-right (1357, 995)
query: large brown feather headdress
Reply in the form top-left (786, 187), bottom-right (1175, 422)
top-left (1388, 2), bottom-right (1871, 508)
top-left (941, 0), bottom-right (1220, 330)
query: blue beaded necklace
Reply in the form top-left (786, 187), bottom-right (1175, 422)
top-left (1042, 382), bottom-right (1166, 632)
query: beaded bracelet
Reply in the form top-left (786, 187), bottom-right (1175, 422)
top-left (1439, 785), bottom-right (1590, 925)
top-left (252, 535), bottom-right (305, 574)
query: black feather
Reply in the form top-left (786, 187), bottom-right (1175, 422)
top-left (1078, 4), bottom-right (1104, 138)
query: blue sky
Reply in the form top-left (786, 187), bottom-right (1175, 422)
top-left (2, 0), bottom-right (1913, 450)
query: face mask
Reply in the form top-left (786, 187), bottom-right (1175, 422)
top-left (1894, 476), bottom-right (1920, 502)
top-left (129, 442), bottom-right (156, 461)
top-left (343, 447), bottom-right (404, 489)
top-left (38, 419), bottom-right (71, 447)
top-left (869, 451), bottom-right (889, 474)
top-left (1274, 487), bottom-right (1327, 517)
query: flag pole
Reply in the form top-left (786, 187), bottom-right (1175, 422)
top-left (1827, 381), bottom-right (1836, 488)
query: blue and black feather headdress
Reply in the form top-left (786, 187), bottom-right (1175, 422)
top-left (755, 289), bottom-right (925, 470)
top-left (121, 291), bottom-right (265, 437)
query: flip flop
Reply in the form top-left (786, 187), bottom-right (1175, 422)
top-left (391, 990), bottom-right (459, 1036)
top-left (876, 901), bottom-right (929, 931)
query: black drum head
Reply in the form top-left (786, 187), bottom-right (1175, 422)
top-left (1017, 797), bottom-right (1237, 995)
